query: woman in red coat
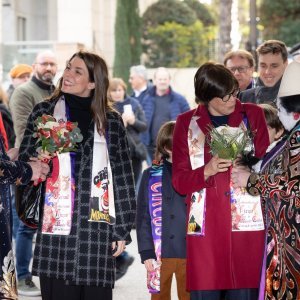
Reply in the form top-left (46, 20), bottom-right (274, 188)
top-left (172, 62), bottom-right (269, 300)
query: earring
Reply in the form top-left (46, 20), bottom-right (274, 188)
top-left (293, 112), bottom-right (300, 120)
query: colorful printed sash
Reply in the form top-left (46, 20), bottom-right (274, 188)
top-left (147, 161), bottom-right (163, 294)
top-left (41, 97), bottom-right (116, 235)
top-left (187, 114), bottom-right (264, 236)
top-left (42, 98), bottom-right (75, 235)
top-left (88, 127), bottom-right (115, 224)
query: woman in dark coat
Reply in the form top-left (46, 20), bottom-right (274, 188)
top-left (108, 77), bottom-right (147, 185)
top-left (0, 131), bottom-right (48, 299)
top-left (18, 51), bottom-right (136, 300)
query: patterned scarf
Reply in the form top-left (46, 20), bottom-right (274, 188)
top-left (147, 160), bottom-right (163, 294)
top-left (41, 97), bottom-right (115, 236)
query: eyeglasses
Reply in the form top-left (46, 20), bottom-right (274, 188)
top-left (221, 88), bottom-right (240, 102)
top-left (228, 66), bottom-right (250, 74)
top-left (36, 62), bottom-right (57, 68)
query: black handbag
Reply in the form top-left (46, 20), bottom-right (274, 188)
top-left (15, 183), bottom-right (45, 229)
top-left (126, 134), bottom-right (147, 160)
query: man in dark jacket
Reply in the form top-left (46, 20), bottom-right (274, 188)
top-left (141, 67), bottom-right (190, 160)
top-left (239, 40), bottom-right (288, 104)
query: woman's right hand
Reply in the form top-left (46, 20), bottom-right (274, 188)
top-left (204, 155), bottom-right (232, 180)
top-left (28, 159), bottom-right (50, 184)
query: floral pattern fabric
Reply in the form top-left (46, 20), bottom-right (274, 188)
top-left (0, 135), bottom-right (32, 299)
top-left (247, 123), bottom-right (300, 299)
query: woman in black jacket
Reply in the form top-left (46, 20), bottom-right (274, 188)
top-left (18, 51), bottom-right (136, 300)
top-left (108, 78), bottom-right (147, 185)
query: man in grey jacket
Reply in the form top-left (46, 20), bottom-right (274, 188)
top-left (239, 40), bottom-right (288, 104)
top-left (9, 49), bottom-right (57, 296)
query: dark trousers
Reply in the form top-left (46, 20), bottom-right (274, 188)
top-left (190, 288), bottom-right (258, 300)
top-left (151, 258), bottom-right (190, 300)
top-left (40, 277), bottom-right (112, 300)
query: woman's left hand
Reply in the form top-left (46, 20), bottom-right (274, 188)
top-left (231, 166), bottom-right (251, 189)
top-left (112, 240), bottom-right (126, 257)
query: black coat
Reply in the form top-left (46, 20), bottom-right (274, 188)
top-left (18, 97), bottom-right (136, 288)
top-left (114, 96), bottom-right (147, 160)
top-left (136, 160), bottom-right (186, 263)
top-left (239, 77), bottom-right (281, 104)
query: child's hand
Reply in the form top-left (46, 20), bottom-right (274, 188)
top-left (144, 259), bottom-right (155, 272)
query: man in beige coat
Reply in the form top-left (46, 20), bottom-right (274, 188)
top-left (10, 50), bottom-right (57, 147)
top-left (9, 49), bottom-right (57, 296)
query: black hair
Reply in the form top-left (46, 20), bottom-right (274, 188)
top-left (194, 62), bottom-right (239, 104)
top-left (280, 94), bottom-right (300, 113)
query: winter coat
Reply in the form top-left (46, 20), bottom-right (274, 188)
top-left (0, 134), bottom-right (32, 299)
top-left (140, 86), bottom-right (190, 146)
top-left (114, 96), bottom-right (147, 160)
top-left (136, 160), bottom-right (186, 263)
top-left (18, 98), bottom-right (136, 288)
top-left (248, 122), bottom-right (300, 300)
top-left (172, 100), bottom-right (269, 290)
top-left (9, 76), bottom-right (54, 147)
top-left (239, 77), bottom-right (281, 104)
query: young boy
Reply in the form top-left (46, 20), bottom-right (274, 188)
top-left (136, 121), bottom-right (189, 300)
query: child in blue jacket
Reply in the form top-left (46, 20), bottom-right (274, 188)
top-left (136, 121), bottom-right (190, 300)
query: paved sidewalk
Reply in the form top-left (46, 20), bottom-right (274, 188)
top-left (18, 230), bottom-right (177, 300)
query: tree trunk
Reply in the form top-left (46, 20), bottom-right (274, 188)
top-left (218, 0), bottom-right (232, 62)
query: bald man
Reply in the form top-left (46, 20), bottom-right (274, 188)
top-left (141, 67), bottom-right (190, 160)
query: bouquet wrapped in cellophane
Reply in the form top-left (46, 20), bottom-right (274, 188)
top-left (207, 125), bottom-right (253, 161)
top-left (33, 114), bottom-right (83, 161)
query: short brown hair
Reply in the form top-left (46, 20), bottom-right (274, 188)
top-left (155, 121), bottom-right (176, 161)
top-left (223, 49), bottom-right (255, 68)
top-left (258, 103), bottom-right (284, 132)
top-left (257, 40), bottom-right (288, 62)
top-left (194, 62), bottom-right (238, 104)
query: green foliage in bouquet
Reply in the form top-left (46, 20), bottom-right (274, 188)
top-left (207, 125), bottom-right (252, 160)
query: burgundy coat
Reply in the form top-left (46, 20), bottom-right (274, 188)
top-left (172, 100), bottom-right (269, 291)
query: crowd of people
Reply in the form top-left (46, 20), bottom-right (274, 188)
top-left (0, 38), bottom-right (299, 300)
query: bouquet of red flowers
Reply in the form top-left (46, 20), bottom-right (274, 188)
top-left (33, 114), bottom-right (83, 160)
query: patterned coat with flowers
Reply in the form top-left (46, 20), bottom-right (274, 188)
top-left (0, 135), bottom-right (32, 299)
top-left (247, 122), bottom-right (300, 300)
top-left (18, 98), bottom-right (136, 288)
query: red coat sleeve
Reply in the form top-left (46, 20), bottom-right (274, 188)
top-left (0, 112), bottom-right (8, 151)
top-left (244, 103), bottom-right (269, 159)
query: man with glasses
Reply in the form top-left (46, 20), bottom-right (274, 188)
top-left (9, 49), bottom-right (57, 297)
top-left (239, 40), bottom-right (288, 104)
top-left (224, 49), bottom-right (256, 92)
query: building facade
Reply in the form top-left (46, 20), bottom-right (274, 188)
top-left (0, 0), bottom-right (158, 81)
